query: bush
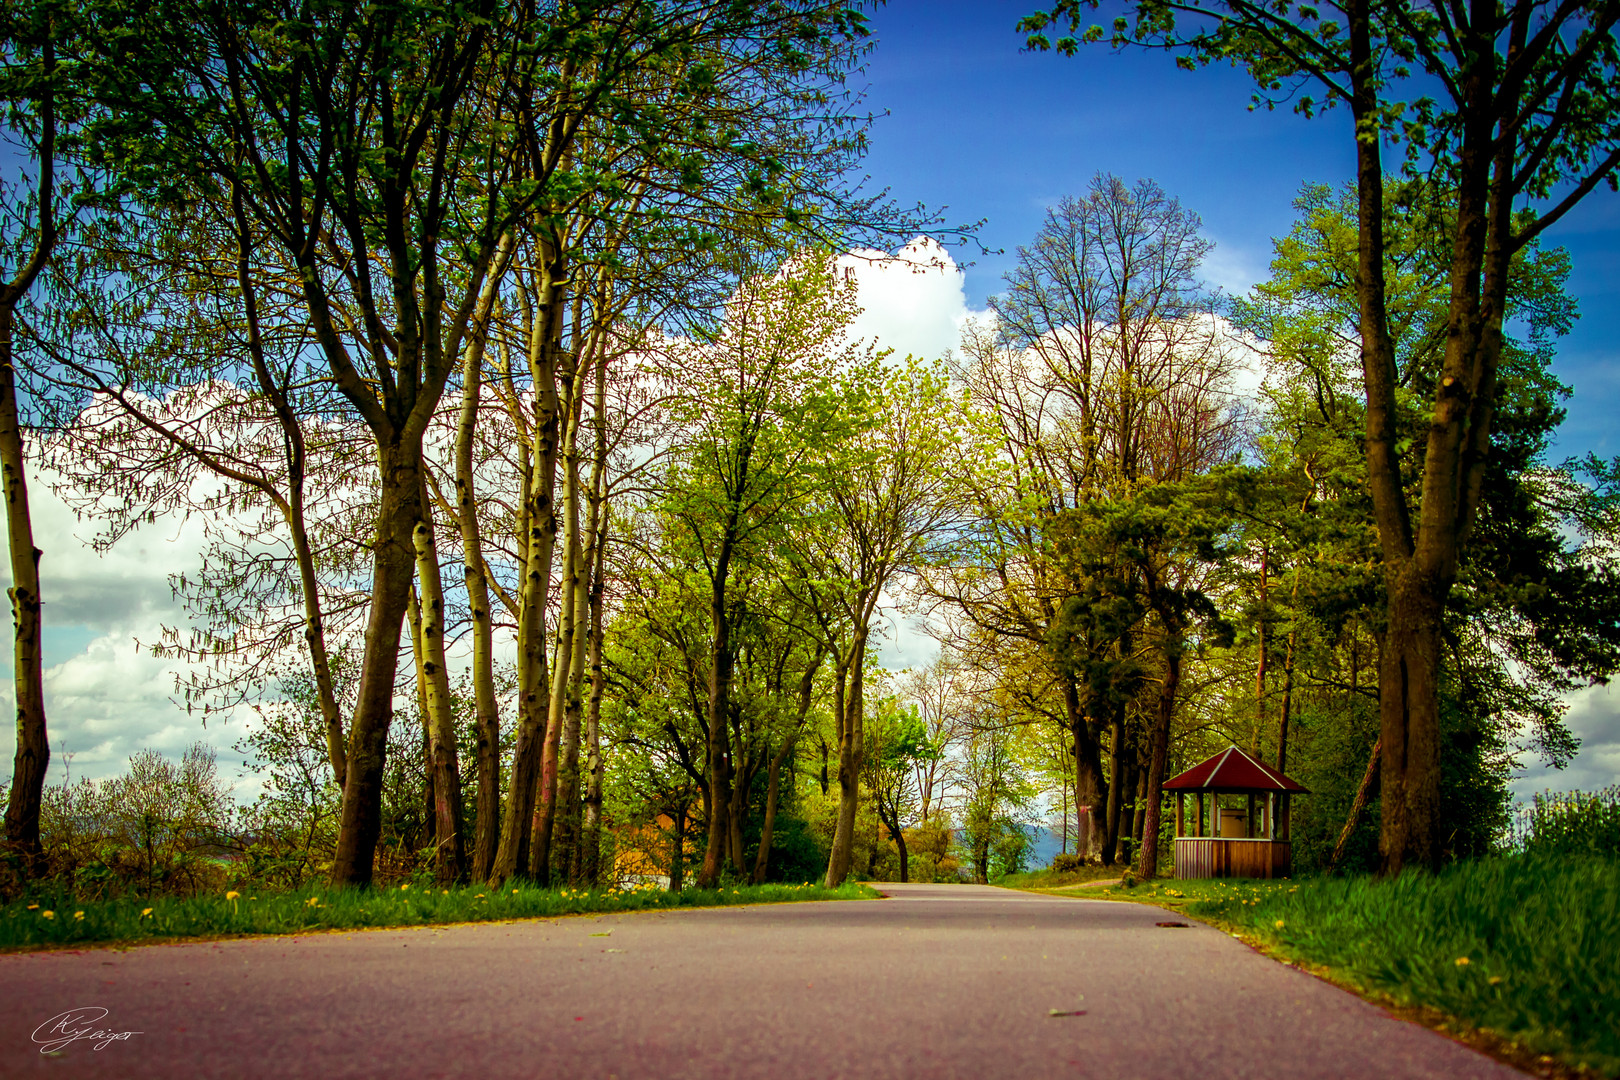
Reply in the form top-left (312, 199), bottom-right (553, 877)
top-left (1049, 852), bottom-right (1088, 873)
top-left (30, 743), bottom-right (236, 899)
top-left (1513, 787), bottom-right (1620, 857)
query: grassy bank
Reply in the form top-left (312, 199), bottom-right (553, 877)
top-left (0, 880), bottom-right (879, 952)
top-left (1050, 856), bottom-right (1618, 1077)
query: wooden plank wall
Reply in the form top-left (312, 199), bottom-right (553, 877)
top-left (1173, 838), bottom-right (1292, 879)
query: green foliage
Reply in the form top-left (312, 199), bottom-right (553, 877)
top-left (8, 744), bottom-right (236, 900)
top-left (1513, 788), bottom-right (1620, 859)
top-left (0, 880), bottom-right (880, 952)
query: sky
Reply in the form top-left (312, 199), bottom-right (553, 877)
top-left (2, 0), bottom-right (1617, 804)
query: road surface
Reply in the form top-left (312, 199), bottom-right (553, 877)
top-left (0, 882), bottom-right (1525, 1078)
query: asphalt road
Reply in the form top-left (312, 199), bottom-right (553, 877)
top-left (0, 883), bottom-right (1525, 1079)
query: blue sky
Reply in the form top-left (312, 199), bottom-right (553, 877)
top-left (854, 0), bottom-right (1620, 461)
top-left (847, 0), bottom-right (1620, 796)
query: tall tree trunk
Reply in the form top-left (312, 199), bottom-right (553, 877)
top-left (1132, 760), bottom-right (1148, 846)
top-left (578, 342), bottom-right (611, 886)
top-left (490, 261), bottom-right (564, 885)
top-left (453, 234), bottom-right (512, 883)
top-left (697, 534), bottom-right (740, 889)
top-left (1137, 625), bottom-right (1183, 881)
top-left (1063, 677), bottom-right (1106, 861)
top-left (1101, 702), bottom-right (1125, 866)
top-left (331, 436), bottom-right (430, 887)
top-left (1, 42), bottom-right (54, 877)
top-left (752, 736), bottom-right (795, 884)
top-left (727, 751), bottom-right (753, 874)
top-left (581, 527), bottom-right (607, 886)
top-left (533, 367), bottom-right (585, 884)
top-left (412, 495), bottom-right (467, 883)
top-left (0, 302), bottom-right (48, 877)
top-left (408, 588), bottom-right (436, 858)
top-left (824, 635), bottom-right (867, 887)
top-left (1277, 571), bottom-right (1300, 777)
top-left (1348, 0), bottom-right (1516, 876)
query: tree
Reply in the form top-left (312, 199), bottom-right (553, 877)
top-left (1023, 0), bottom-right (1620, 873)
top-left (0, 8), bottom-right (60, 874)
top-left (659, 253), bottom-right (868, 889)
top-left (862, 695), bottom-right (929, 882)
top-left (791, 358), bottom-right (963, 887)
top-left (928, 175), bottom-right (1243, 864)
top-left (1228, 181), bottom-right (1620, 863)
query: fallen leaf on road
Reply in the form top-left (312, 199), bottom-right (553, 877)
top-left (1048, 1009), bottom-right (1087, 1017)
top-left (1155, 921), bottom-right (1189, 928)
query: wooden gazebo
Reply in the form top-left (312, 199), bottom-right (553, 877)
top-left (1164, 746), bottom-right (1308, 879)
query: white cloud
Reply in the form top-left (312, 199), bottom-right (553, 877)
top-left (838, 237), bottom-right (987, 363)
top-left (0, 462), bottom-right (259, 788)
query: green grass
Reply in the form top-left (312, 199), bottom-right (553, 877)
top-left (0, 880), bottom-right (879, 952)
top-left (1074, 856), bottom-right (1620, 1077)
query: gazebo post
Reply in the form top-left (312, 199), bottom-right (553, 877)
top-left (1247, 792), bottom-right (1256, 839)
top-left (1176, 792), bottom-right (1185, 838)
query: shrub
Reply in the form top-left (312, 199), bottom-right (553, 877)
top-left (1049, 852), bottom-right (1088, 873)
top-left (1513, 786), bottom-right (1620, 857)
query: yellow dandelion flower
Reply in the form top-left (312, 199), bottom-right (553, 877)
top-left (26, 903), bottom-right (38, 910)
top-left (41, 910), bottom-right (54, 920)
top-left (141, 908), bottom-right (153, 918)
top-left (74, 911), bottom-right (85, 921)
top-left (475, 893), bottom-right (486, 899)
top-left (1455, 956), bottom-right (1470, 966)
top-left (1488, 976), bottom-right (1503, 985)
top-left (226, 891), bottom-right (240, 901)
top-left (442, 889), bottom-right (449, 896)
top-left (401, 884), bottom-right (411, 892)
top-left (513, 889), bottom-right (520, 895)
top-left (1274, 920), bottom-right (1285, 929)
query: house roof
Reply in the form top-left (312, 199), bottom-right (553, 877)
top-left (1162, 745), bottom-right (1309, 794)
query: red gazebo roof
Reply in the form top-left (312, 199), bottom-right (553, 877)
top-left (1162, 746), bottom-right (1309, 794)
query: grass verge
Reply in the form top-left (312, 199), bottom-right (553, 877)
top-left (0, 880), bottom-right (879, 953)
top-left (1029, 855), bottom-right (1618, 1079)
top-left (999, 864), bottom-right (1123, 890)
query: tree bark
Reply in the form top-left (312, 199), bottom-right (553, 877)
top-left (453, 234), bottom-right (512, 882)
top-left (697, 531), bottom-right (741, 889)
top-left (411, 493), bottom-right (467, 883)
top-left (668, 803), bottom-right (686, 892)
top-left (824, 634), bottom-right (867, 887)
top-left (752, 735), bottom-right (795, 884)
top-left (489, 265), bottom-right (564, 885)
top-left (330, 436), bottom-right (432, 887)
top-left (532, 446), bottom-right (580, 884)
top-left (581, 525), bottom-right (607, 886)
top-left (1333, 738), bottom-right (1382, 869)
top-left (1137, 625), bottom-right (1182, 881)
top-left (1, 38), bottom-right (55, 877)
top-left (1101, 701), bottom-right (1125, 866)
top-left (1063, 676), bottom-right (1105, 861)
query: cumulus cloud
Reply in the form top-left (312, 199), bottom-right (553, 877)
top-left (838, 237), bottom-right (985, 363)
top-left (0, 464), bottom-right (259, 788)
